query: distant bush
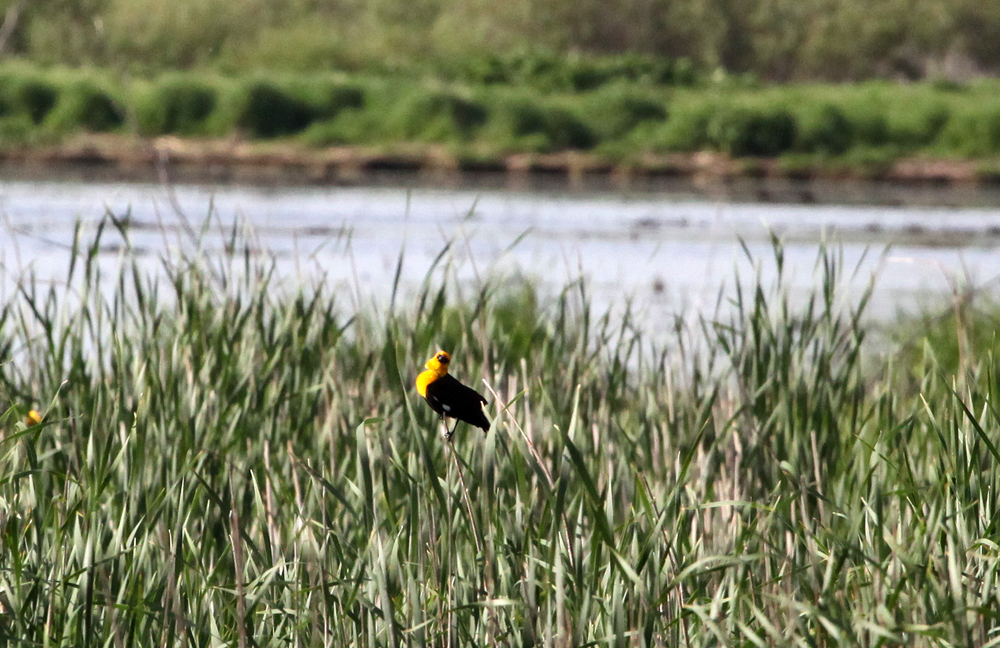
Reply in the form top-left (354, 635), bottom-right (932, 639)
top-left (708, 106), bottom-right (797, 157)
top-left (12, 79), bottom-right (59, 124)
top-left (566, 54), bottom-right (694, 91)
top-left (300, 116), bottom-right (363, 146)
top-left (225, 81), bottom-right (316, 138)
top-left (312, 83), bottom-right (364, 120)
top-left (487, 98), bottom-right (548, 150)
top-left (645, 102), bottom-right (716, 152)
top-left (134, 76), bottom-right (218, 136)
top-left (889, 101), bottom-right (950, 150)
top-left (452, 51), bottom-right (537, 89)
top-left (220, 79), bottom-right (366, 139)
top-left (488, 96), bottom-right (596, 151)
top-left (794, 92), bottom-right (955, 157)
top-left (0, 74), bottom-right (59, 125)
top-left (46, 80), bottom-right (125, 132)
top-left (453, 52), bottom-right (696, 92)
top-left (581, 88), bottom-right (668, 140)
top-left (266, 77), bottom-right (366, 121)
top-left (938, 104), bottom-right (1000, 156)
top-left (0, 114), bottom-right (36, 145)
top-left (385, 88), bottom-right (489, 142)
top-left (843, 106), bottom-right (891, 149)
top-left (834, 145), bottom-right (901, 175)
top-left (795, 104), bottom-right (853, 155)
top-left (540, 106), bottom-right (597, 150)
top-left (503, 52), bottom-right (570, 92)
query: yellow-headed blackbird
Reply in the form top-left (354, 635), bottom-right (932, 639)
top-left (416, 350), bottom-right (490, 438)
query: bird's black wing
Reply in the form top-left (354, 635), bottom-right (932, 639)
top-left (424, 374), bottom-right (490, 431)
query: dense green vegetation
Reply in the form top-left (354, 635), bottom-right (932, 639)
top-left (0, 1), bottom-right (997, 170)
top-left (1, 0), bottom-right (999, 81)
top-left (1, 219), bottom-right (999, 645)
top-left (1, 64), bottom-right (1000, 168)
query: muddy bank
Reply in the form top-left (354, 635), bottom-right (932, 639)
top-left (0, 134), bottom-right (997, 198)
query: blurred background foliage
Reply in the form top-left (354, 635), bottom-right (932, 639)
top-left (0, 64), bottom-right (998, 164)
top-left (0, 0), bottom-right (997, 81)
top-left (0, 0), bottom-right (997, 164)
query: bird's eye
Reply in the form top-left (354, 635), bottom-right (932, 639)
top-left (437, 353), bottom-right (449, 363)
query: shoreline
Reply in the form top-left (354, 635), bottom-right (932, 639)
top-left (1, 134), bottom-right (998, 194)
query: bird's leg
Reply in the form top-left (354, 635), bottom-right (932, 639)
top-left (444, 419), bottom-right (460, 441)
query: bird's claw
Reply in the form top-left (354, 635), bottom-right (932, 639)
top-left (442, 420), bottom-right (459, 441)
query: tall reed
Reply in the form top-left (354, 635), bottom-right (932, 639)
top-left (0, 215), bottom-right (997, 646)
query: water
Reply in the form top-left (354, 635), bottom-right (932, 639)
top-left (1, 178), bottom-right (999, 340)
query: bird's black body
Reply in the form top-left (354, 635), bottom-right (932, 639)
top-left (423, 374), bottom-right (490, 433)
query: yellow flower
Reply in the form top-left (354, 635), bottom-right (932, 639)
top-left (26, 410), bottom-right (42, 426)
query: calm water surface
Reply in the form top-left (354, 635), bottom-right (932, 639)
top-left (1, 179), bottom-right (998, 340)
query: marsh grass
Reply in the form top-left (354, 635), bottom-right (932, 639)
top-left (0, 216), bottom-right (999, 646)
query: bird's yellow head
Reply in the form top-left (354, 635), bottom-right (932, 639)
top-left (424, 350), bottom-right (451, 374)
top-left (416, 351), bottom-right (451, 397)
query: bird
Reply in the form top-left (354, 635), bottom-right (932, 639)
top-left (415, 350), bottom-right (490, 439)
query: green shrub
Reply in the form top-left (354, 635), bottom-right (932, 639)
top-left (227, 81), bottom-right (317, 138)
top-left (135, 76), bottom-right (218, 136)
top-left (568, 53), bottom-right (689, 91)
top-left (708, 106), bottom-right (797, 157)
top-left (889, 101), bottom-right (950, 150)
top-left (454, 52), bottom-right (696, 91)
top-left (937, 103), bottom-right (1000, 156)
top-left (452, 54), bottom-right (514, 85)
top-left (488, 97), bottom-right (596, 151)
top-left (582, 88), bottom-right (668, 140)
top-left (795, 103), bottom-right (853, 155)
top-left (833, 144), bottom-right (901, 175)
top-left (846, 110), bottom-right (890, 148)
top-left (645, 102), bottom-right (715, 151)
top-left (298, 77), bottom-right (394, 145)
top-left (0, 75), bottom-right (59, 125)
top-left (449, 51), bottom-right (567, 90)
top-left (672, 58), bottom-right (698, 86)
top-left (542, 105), bottom-right (597, 149)
top-left (300, 117), bottom-right (357, 146)
top-left (312, 83), bottom-right (365, 120)
top-left (0, 114), bottom-right (35, 145)
top-left (565, 65), bottom-right (606, 92)
top-left (267, 76), bottom-right (366, 121)
top-left (504, 51), bottom-right (568, 92)
top-left (386, 88), bottom-right (489, 142)
top-left (487, 98), bottom-right (545, 151)
top-left (567, 56), bottom-right (647, 91)
top-left (13, 79), bottom-right (59, 124)
top-left (46, 80), bottom-right (125, 132)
